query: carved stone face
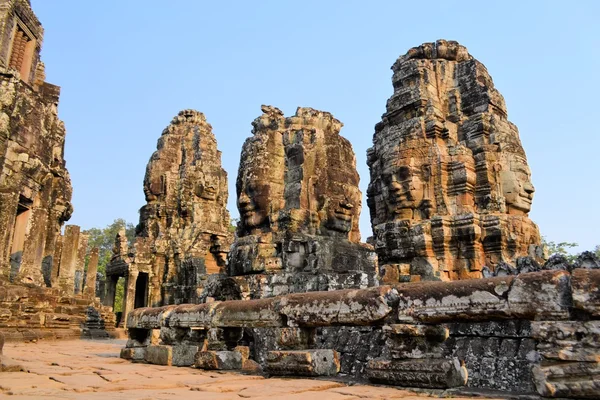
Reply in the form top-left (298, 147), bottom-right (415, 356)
top-left (500, 154), bottom-right (535, 215)
top-left (237, 177), bottom-right (272, 230)
top-left (321, 184), bottom-right (360, 236)
top-left (382, 163), bottom-right (425, 220)
top-left (195, 172), bottom-right (219, 201)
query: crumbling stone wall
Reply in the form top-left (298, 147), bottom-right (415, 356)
top-left (227, 106), bottom-right (377, 299)
top-left (367, 40), bottom-right (543, 282)
top-left (123, 260), bottom-right (600, 398)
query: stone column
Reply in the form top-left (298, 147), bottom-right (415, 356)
top-left (74, 233), bottom-right (88, 294)
top-left (58, 225), bottom-right (80, 294)
top-left (84, 247), bottom-right (99, 298)
top-left (104, 275), bottom-right (118, 308)
top-left (121, 270), bottom-right (138, 328)
top-left (18, 203), bottom-right (48, 286)
top-left (0, 192), bottom-right (18, 280)
top-left (50, 235), bottom-right (63, 287)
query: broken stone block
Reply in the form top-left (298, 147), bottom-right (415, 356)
top-left (366, 358), bottom-right (467, 389)
top-left (571, 268), bottom-right (600, 317)
top-left (395, 270), bottom-right (570, 323)
top-left (279, 286), bottom-right (397, 327)
top-left (532, 361), bottom-right (600, 398)
top-left (266, 349), bottom-right (340, 377)
top-left (167, 302), bottom-right (218, 328)
top-left (507, 270), bottom-right (571, 320)
top-left (172, 345), bottom-right (199, 367)
top-left (275, 328), bottom-right (316, 349)
top-left (384, 324), bottom-right (449, 359)
top-left (194, 350), bottom-right (243, 370)
top-left (242, 359), bottom-right (263, 373)
top-left (532, 321), bottom-right (600, 362)
top-left (144, 345), bottom-right (172, 366)
top-left (212, 298), bottom-right (283, 327)
top-left (120, 347), bottom-right (146, 361)
top-left (126, 305), bottom-right (176, 329)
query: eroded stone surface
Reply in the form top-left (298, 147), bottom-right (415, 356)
top-left (367, 40), bottom-right (543, 282)
top-left (266, 349), bottom-right (340, 376)
top-left (227, 106), bottom-right (377, 299)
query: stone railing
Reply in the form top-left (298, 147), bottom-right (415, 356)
top-left (121, 269), bottom-right (600, 398)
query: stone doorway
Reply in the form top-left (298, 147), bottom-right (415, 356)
top-left (9, 196), bottom-right (32, 281)
top-left (134, 272), bottom-right (149, 309)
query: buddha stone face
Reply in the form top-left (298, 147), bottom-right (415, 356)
top-left (195, 172), bottom-right (219, 201)
top-left (500, 154), bottom-right (535, 215)
top-left (320, 182), bottom-right (361, 238)
top-left (382, 162), bottom-right (426, 220)
top-left (237, 177), bottom-right (272, 230)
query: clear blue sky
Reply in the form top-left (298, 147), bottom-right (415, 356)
top-left (31, 1), bottom-right (600, 252)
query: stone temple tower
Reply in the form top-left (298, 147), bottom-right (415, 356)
top-left (0, 0), bottom-right (74, 287)
top-left (105, 110), bottom-right (234, 326)
top-left (367, 40), bottom-right (543, 282)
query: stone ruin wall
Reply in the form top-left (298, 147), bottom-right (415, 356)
top-left (123, 265), bottom-right (600, 398)
top-left (368, 40), bottom-right (543, 283)
top-left (0, 0), bottom-right (114, 342)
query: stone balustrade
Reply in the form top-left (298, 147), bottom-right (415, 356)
top-left (122, 268), bottom-right (600, 398)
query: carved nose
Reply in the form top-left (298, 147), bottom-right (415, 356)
top-left (339, 201), bottom-right (354, 210)
top-left (524, 182), bottom-right (535, 195)
top-left (238, 192), bottom-right (250, 207)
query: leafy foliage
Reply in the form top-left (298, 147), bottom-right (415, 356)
top-left (542, 236), bottom-right (579, 262)
top-left (84, 218), bottom-right (135, 275)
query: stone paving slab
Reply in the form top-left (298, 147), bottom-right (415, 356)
top-left (0, 339), bottom-right (502, 399)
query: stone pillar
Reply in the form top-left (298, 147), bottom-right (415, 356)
top-left (0, 191), bottom-right (18, 280)
top-left (84, 247), bottom-right (99, 298)
top-left (74, 233), bottom-right (88, 294)
top-left (18, 202), bottom-right (49, 286)
top-left (104, 275), bottom-right (118, 308)
top-left (50, 234), bottom-right (63, 287)
top-left (58, 225), bottom-right (80, 294)
top-left (121, 270), bottom-right (138, 328)
top-left (42, 210), bottom-right (63, 287)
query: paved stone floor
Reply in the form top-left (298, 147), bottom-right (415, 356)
top-left (0, 339), bottom-right (501, 399)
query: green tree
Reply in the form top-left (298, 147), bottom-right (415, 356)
top-left (85, 218), bottom-right (135, 275)
top-left (542, 236), bottom-right (579, 263)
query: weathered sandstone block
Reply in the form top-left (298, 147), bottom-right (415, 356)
top-left (279, 286), bottom-right (396, 327)
top-left (367, 39), bottom-right (542, 282)
top-left (120, 347), bottom-right (146, 361)
top-left (366, 358), bottom-right (467, 388)
top-left (395, 270), bottom-right (570, 322)
top-left (172, 344), bottom-right (200, 367)
top-left (266, 349), bottom-right (340, 377)
top-left (145, 345), bottom-right (172, 366)
top-left (195, 350), bottom-right (243, 370)
top-left (532, 362), bottom-right (600, 398)
top-left (571, 268), bottom-right (600, 316)
top-left (126, 305), bottom-right (177, 329)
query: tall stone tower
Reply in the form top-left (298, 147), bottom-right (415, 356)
top-left (367, 40), bottom-right (542, 282)
top-left (105, 110), bottom-right (233, 323)
top-left (0, 0), bottom-right (73, 286)
top-left (226, 106), bottom-right (377, 299)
